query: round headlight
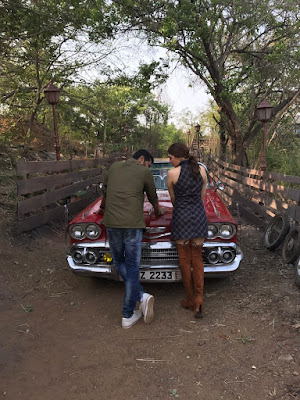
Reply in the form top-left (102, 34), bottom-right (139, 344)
top-left (85, 223), bottom-right (101, 240)
top-left (84, 250), bottom-right (98, 264)
top-left (208, 251), bottom-right (219, 264)
top-left (222, 250), bottom-right (235, 263)
top-left (207, 224), bottom-right (218, 239)
top-left (72, 249), bottom-right (83, 263)
top-left (70, 224), bottom-right (85, 240)
top-left (219, 224), bottom-right (236, 239)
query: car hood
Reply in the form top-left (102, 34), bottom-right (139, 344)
top-left (69, 189), bottom-right (236, 242)
top-left (143, 189), bottom-right (236, 226)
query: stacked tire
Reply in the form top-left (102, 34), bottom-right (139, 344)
top-left (264, 214), bottom-right (300, 287)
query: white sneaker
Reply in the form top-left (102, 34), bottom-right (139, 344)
top-left (139, 293), bottom-right (154, 324)
top-left (122, 310), bottom-right (142, 329)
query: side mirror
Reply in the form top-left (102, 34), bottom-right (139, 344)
top-left (215, 181), bottom-right (226, 191)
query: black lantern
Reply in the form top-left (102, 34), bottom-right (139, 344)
top-left (186, 129), bottom-right (191, 148)
top-left (44, 81), bottom-right (61, 105)
top-left (256, 99), bottom-right (273, 122)
top-left (195, 122), bottom-right (201, 150)
top-left (44, 81), bottom-right (61, 161)
top-left (194, 123), bottom-right (200, 133)
top-left (256, 99), bottom-right (273, 172)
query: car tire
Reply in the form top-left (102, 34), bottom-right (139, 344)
top-left (263, 214), bottom-right (290, 251)
top-left (294, 255), bottom-right (300, 288)
top-left (281, 227), bottom-right (300, 264)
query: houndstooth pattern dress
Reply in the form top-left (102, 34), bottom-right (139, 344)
top-left (171, 160), bottom-right (208, 240)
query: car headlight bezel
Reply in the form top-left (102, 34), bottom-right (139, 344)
top-left (69, 224), bottom-right (85, 240)
top-left (69, 223), bottom-right (102, 240)
top-left (207, 224), bottom-right (218, 239)
top-left (85, 223), bottom-right (102, 240)
top-left (219, 224), bottom-right (236, 239)
top-left (207, 223), bottom-right (237, 240)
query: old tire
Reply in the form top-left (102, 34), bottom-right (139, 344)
top-left (264, 214), bottom-right (290, 251)
top-left (281, 227), bottom-right (300, 264)
top-left (294, 255), bottom-right (300, 288)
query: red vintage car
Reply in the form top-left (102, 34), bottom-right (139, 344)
top-left (66, 161), bottom-right (243, 281)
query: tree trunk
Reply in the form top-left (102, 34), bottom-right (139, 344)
top-left (218, 111), bottom-right (227, 161)
top-left (218, 96), bottom-right (244, 166)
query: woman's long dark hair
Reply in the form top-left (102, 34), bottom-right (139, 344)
top-left (168, 142), bottom-right (200, 180)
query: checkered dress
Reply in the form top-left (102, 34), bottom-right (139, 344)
top-left (171, 160), bottom-right (208, 240)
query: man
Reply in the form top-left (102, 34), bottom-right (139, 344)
top-left (101, 149), bottom-right (163, 329)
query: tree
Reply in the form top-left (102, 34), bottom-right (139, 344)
top-left (112, 0), bottom-right (300, 165)
top-left (58, 78), bottom-right (173, 156)
top-left (0, 0), bottom-right (114, 145)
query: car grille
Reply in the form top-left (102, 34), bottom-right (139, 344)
top-left (141, 247), bottom-right (179, 261)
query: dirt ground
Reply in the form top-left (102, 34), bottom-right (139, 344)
top-left (0, 218), bottom-right (299, 400)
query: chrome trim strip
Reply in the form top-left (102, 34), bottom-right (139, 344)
top-left (69, 241), bottom-right (110, 250)
top-left (69, 241), bottom-right (240, 251)
top-left (144, 227), bottom-right (167, 234)
top-left (143, 232), bottom-right (171, 240)
top-left (206, 192), bottom-right (220, 218)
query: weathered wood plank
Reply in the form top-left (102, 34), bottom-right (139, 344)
top-left (216, 167), bottom-right (300, 203)
top-left (213, 159), bottom-right (300, 184)
top-left (237, 204), bottom-right (269, 227)
top-left (246, 179), bottom-right (299, 202)
top-left (17, 175), bottom-right (102, 217)
top-left (17, 205), bottom-right (66, 233)
top-left (17, 168), bottom-right (103, 195)
top-left (16, 158), bottom-right (109, 175)
top-left (217, 172), bottom-right (253, 198)
top-left (16, 193), bottom-right (96, 233)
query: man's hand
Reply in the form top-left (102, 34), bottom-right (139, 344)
top-left (154, 206), bottom-right (166, 217)
top-left (96, 205), bottom-right (105, 215)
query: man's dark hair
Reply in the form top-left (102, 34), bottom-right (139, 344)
top-left (132, 149), bottom-right (154, 163)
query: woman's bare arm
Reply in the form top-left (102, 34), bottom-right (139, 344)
top-left (167, 169), bottom-right (176, 205)
top-left (199, 165), bottom-right (207, 202)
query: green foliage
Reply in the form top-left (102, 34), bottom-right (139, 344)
top-left (111, 0), bottom-right (300, 165)
top-left (1, 0), bottom-right (298, 173)
top-left (247, 125), bottom-right (300, 176)
top-left (0, 0), bottom-right (116, 143)
top-left (156, 124), bottom-right (185, 157)
top-left (56, 81), bottom-right (181, 156)
top-left (0, 0), bottom-right (175, 155)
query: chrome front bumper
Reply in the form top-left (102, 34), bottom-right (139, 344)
top-left (67, 241), bottom-right (243, 282)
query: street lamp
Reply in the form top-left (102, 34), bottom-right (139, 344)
top-left (194, 123), bottom-right (201, 149)
top-left (124, 123), bottom-right (130, 155)
top-left (187, 129), bottom-right (191, 148)
top-left (44, 81), bottom-right (61, 161)
top-left (256, 99), bottom-right (273, 172)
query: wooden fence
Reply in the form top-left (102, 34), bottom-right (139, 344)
top-left (209, 158), bottom-right (300, 227)
top-left (16, 155), bottom-right (124, 233)
top-left (16, 155), bottom-right (300, 233)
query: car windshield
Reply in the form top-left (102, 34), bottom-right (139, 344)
top-left (150, 162), bottom-right (171, 190)
top-left (150, 161), bottom-right (211, 190)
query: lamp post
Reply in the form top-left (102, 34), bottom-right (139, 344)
top-left (256, 99), bottom-right (273, 172)
top-left (187, 129), bottom-right (191, 148)
top-left (194, 123), bottom-right (201, 149)
top-left (44, 81), bottom-right (61, 161)
top-left (124, 123), bottom-right (130, 155)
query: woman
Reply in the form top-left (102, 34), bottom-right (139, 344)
top-left (167, 142), bottom-right (208, 318)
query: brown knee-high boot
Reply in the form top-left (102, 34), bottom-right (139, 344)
top-left (177, 242), bottom-right (194, 310)
top-left (191, 243), bottom-right (204, 318)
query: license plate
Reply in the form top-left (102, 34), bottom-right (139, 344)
top-left (140, 270), bottom-right (175, 280)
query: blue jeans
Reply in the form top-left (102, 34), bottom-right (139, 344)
top-left (106, 228), bottom-right (144, 318)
